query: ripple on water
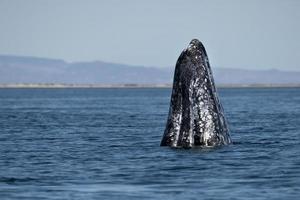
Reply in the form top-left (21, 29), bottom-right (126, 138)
top-left (0, 88), bottom-right (299, 200)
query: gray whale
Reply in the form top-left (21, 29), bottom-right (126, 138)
top-left (160, 39), bottom-right (232, 148)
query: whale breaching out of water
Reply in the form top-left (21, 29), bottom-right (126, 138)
top-left (160, 39), bottom-right (232, 148)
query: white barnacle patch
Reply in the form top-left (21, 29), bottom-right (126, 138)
top-left (199, 101), bottom-right (204, 107)
top-left (195, 88), bottom-right (205, 97)
top-left (171, 113), bottom-right (182, 143)
top-left (202, 115), bottom-right (215, 145)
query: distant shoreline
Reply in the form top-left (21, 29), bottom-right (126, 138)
top-left (0, 83), bottom-right (300, 88)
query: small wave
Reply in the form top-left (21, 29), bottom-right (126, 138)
top-left (0, 177), bottom-right (36, 184)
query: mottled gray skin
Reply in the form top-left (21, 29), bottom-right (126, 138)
top-left (160, 39), bottom-right (232, 148)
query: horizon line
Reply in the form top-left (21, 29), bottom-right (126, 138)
top-left (1, 83), bottom-right (300, 89)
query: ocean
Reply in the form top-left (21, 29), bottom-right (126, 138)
top-left (0, 88), bottom-right (299, 200)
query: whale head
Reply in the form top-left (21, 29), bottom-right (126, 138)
top-left (160, 39), bottom-right (232, 148)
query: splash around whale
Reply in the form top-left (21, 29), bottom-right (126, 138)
top-left (160, 39), bottom-right (232, 148)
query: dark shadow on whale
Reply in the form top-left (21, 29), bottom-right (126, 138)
top-left (160, 39), bottom-right (232, 148)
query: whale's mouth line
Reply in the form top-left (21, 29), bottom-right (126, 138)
top-left (160, 39), bottom-right (232, 148)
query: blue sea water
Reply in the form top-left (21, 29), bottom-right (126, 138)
top-left (0, 88), bottom-right (299, 200)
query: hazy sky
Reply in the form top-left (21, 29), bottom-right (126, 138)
top-left (0, 0), bottom-right (299, 70)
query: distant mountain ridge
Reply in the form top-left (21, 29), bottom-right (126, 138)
top-left (0, 55), bottom-right (299, 84)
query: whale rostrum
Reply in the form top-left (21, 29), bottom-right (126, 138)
top-left (160, 39), bottom-right (232, 148)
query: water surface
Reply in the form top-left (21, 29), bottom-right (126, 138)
top-left (0, 88), bottom-right (299, 199)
